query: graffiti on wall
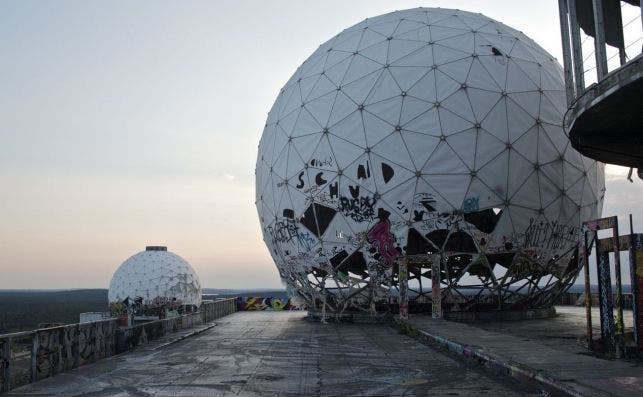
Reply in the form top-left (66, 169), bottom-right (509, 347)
top-left (237, 297), bottom-right (302, 311)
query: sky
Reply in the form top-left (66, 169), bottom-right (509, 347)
top-left (1, 0), bottom-right (641, 289)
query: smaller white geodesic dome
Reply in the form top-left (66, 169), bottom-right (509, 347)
top-left (108, 246), bottom-right (202, 308)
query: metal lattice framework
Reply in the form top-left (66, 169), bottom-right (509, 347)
top-left (108, 247), bottom-right (202, 309)
top-left (255, 7), bottom-right (605, 315)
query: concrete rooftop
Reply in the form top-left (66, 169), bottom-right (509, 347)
top-left (6, 311), bottom-right (535, 396)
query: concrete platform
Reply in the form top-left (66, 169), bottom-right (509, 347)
top-left (405, 307), bottom-right (643, 397)
top-left (7, 311), bottom-right (538, 396)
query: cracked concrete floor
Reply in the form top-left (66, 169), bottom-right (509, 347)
top-left (7, 312), bottom-right (538, 396)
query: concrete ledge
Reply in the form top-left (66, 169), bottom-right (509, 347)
top-left (395, 318), bottom-right (595, 397)
top-left (443, 306), bottom-right (556, 322)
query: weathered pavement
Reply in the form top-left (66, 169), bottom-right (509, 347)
top-left (407, 307), bottom-right (643, 397)
top-left (7, 311), bottom-right (538, 396)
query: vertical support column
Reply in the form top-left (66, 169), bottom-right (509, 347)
top-left (568, 0), bottom-right (585, 94)
top-left (398, 257), bottom-right (409, 320)
top-left (31, 332), bottom-right (39, 383)
top-left (612, 222), bottom-right (625, 336)
top-left (592, 0), bottom-right (609, 79)
top-left (583, 230), bottom-right (593, 346)
top-left (1, 337), bottom-right (12, 392)
top-left (431, 255), bottom-right (442, 319)
top-left (558, 0), bottom-right (575, 105)
top-left (596, 240), bottom-right (616, 354)
top-left (631, 229), bottom-right (643, 350)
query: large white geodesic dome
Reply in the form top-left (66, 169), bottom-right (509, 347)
top-left (108, 246), bottom-right (202, 308)
top-left (255, 8), bottom-right (605, 314)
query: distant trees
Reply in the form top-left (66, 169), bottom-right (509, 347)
top-left (0, 289), bottom-right (108, 333)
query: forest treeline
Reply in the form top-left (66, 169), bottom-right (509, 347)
top-left (0, 289), bottom-right (108, 333)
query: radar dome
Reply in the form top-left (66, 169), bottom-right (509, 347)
top-left (255, 8), bottom-right (604, 315)
top-left (108, 246), bottom-right (202, 308)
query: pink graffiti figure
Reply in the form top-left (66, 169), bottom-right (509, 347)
top-left (367, 208), bottom-right (399, 266)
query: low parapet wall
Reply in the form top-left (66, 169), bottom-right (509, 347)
top-left (0, 298), bottom-right (236, 393)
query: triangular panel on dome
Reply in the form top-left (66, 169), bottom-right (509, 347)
top-left (401, 130), bottom-right (440, 171)
top-left (362, 110), bottom-right (396, 147)
top-left (377, 176), bottom-right (417, 222)
top-left (399, 96), bottom-right (433, 126)
top-left (284, 183), bottom-right (311, 217)
top-left (439, 57), bottom-right (473, 86)
top-left (276, 84), bottom-right (300, 119)
top-left (388, 66), bottom-right (430, 91)
top-left (329, 111), bottom-right (367, 148)
top-left (291, 107), bottom-right (324, 138)
top-left (341, 153), bottom-right (379, 194)
top-left (291, 131), bottom-right (323, 168)
top-left (402, 105), bottom-right (441, 135)
top-left (540, 64), bottom-right (564, 91)
top-left (562, 161), bottom-right (585, 192)
top-left (435, 69), bottom-right (462, 102)
top-left (305, 91), bottom-right (339, 128)
top-left (477, 149), bottom-right (509, 200)
top-left (438, 107), bottom-right (475, 135)
top-left (432, 41), bottom-right (471, 65)
top-left (328, 91), bottom-right (359, 127)
top-left (440, 88), bottom-right (476, 124)
top-left (388, 40), bottom-right (429, 66)
top-left (270, 143), bottom-right (292, 179)
top-left (423, 173), bottom-right (472, 211)
top-left (439, 32), bottom-right (476, 55)
top-left (507, 150), bottom-right (537, 199)
top-left (474, 129), bottom-right (506, 169)
top-left (508, 40), bottom-right (539, 63)
top-left (465, 175), bottom-right (505, 211)
top-left (506, 97), bottom-right (537, 142)
top-left (423, 140), bottom-right (470, 174)
top-left (359, 40), bottom-right (390, 65)
top-left (543, 195), bottom-right (564, 225)
top-left (368, 19), bottom-right (402, 38)
top-left (539, 171), bottom-right (563, 214)
top-left (406, 70), bottom-right (438, 103)
top-left (430, 22), bottom-right (470, 40)
top-left (369, 152), bottom-right (416, 195)
top-left (506, 60), bottom-right (539, 93)
top-left (536, 127), bottom-right (562, 165)
top-left (358, 28), bottom-right (389, 51)
top-left (538, 93), bottom-right (564, 126)
top-left (466, 57), bottom-right (502, 91)
top-left (365, 96), bottom-right (403, 126)
top-left (395, 24), bottom-right (431, 42)
top-left (470, 88), bottom-right (502, 125)
top-left (365, 69), bottom-right (402, 105)
top-left (324, 55), bottom-right (354, 87)
top-left (509, 164), bottom-right (540, 209)
top-left (327, 133), bottom-right (368, 170)
top-left (395, 16), bottom-right (428, 33)
top-left (371, 131), bottom-right (416, 172)
top-left (511, 125), bottom-right (538, 164)
top-left (341, 68), bottom-right (383, 104)
top-left (332, 29), bottom-right (365, 53)
top-left (508, 91), bottom-right (540, 121)
top-left (565, 176), bottom-right (585, 208)
top-left (540, 160), bottom-right (564, 195)
top-left (445, 128), bottom-right (477, 169)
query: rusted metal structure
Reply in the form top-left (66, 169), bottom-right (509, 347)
top-left (0, 298), bottom-right (236, 393)
top-left (558, 0), bottom-right (642, 171)
top-left (581, 215), bottom-right (643, 355)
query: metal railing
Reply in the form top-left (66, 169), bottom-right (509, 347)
top-left (0, 298), bottom-right (237, 393)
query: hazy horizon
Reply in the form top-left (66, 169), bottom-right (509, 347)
top-left (2, 0), bottom-right (642, 289)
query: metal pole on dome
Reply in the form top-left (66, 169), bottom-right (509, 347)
top-left (582, 226), bottom-right (593, 348)
top-left (398, 257), bottom-right (409, 321)
top-left (431, 254), bottom-right (442, 319)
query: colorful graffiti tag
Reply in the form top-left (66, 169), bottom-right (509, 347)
top-left (237, 297), bottom-right (301, 311)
